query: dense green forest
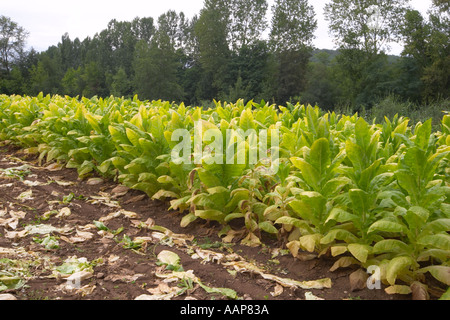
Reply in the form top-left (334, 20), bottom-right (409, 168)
top-left (0, 0), bottom-right (449, 114)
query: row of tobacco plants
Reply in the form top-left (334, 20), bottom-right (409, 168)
top-left (0, 93), bottom-right (449, 298)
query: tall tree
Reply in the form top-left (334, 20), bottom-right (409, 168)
top-left (401, 4), bottom-right (450, 100)
top-left (194, 0), bottom-right (232, 99)
top-left (0, 16), bottom-right (28, 74)
top-left (82, 61), bottom-right (106, 97)
top-left (100, 19), bottom-right (137, 75)
top-left (229, 0), bottom-right (268, 51)
top-left (301, 52), bottom-right (339, 109)
top-left (157, 10), bottom-right (189, 51)
top-left (324, 0), bottom-right (411, 57)
top-left (58, 33), bottom-right (82, 71)
top-left (131, 17), bottom-right (155, 43)
top-left (324, 0), bottom-right (411, 107)
top-left (28, 46), bottom-right (64, 95)
top-left (269, 0), bottom-right (317, 53)
top-left (432, 0), bottom-right (450, 13)
top-left (62, 67), bottom-right (84, 97)
top-left (111, 67), bottom-right (132, 97)
top-left (133, 36), bottom-right (184, 101)
top-left (269, 0), bottom-right (317, 103)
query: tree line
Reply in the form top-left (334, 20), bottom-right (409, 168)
top-left (0, 0), bottom-right (448, 111)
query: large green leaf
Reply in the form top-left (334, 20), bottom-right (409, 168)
top-left (195, 210), bottom-right (226, 224)
top-left (403, 147), bottom-right (427, 179)
top-left (85, 113), bottom-right (102, 134)
top-left (373, 239), bottom-right (413, 255)
top-left (349, 189), bottom-right (370, 216)
top-left (417, 234), bottom-right (450, 251)
top-left (359, 160), bottom-right (381, 191)
top-left (290, 157), bottom-right (320, 191)
top-left (289, 200), bottom-right (317, 226)
top-left (322, 177), bottom-right (351, 198)
top-left (320, 229), bottom-right (359, 245)
top-left (345, 140), bottom-right (365, 173)
top-left (354, 117), bottom-right (371, 151)
top-left (404, 206), bottom-right (430, 230)
top-left (413, 119), bottom-right (432, 150)
top-left (198, 282), bottom-right (238, 300)
top-left (180, 213), bottom-right (198, 228)
top-left (197, 168), bottom-right (222, 188)
top-left (326, 207), bottom-right (358, 224)
top-left (126, 127), bottom-right (143, 148)
top-left (309, 138), bottom-right (330, 176)
top-left (275, 216), bottom-right (312, 231)
top-left (368, 219), bottom-right (405, 234)
top-left (423, 219), bottom-right (450, 234)
top-left (239, 108), bottom-right (255, 132)
top-left (259, 221), bottom-right (278, 235)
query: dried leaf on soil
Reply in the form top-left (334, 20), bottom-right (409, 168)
top-left (305, 292), bottom-right (325, 300)
top-left (16, 190), bottom-right (33, 201)
top-left (223, 260), bottom-right (332, 290)
top-left (411, 281), bottom-right (430, 300)
top-left (191, 248), bottom-right (225, 264)
top-left (61, 229), bottom-right (94, 244)
top-left (270, 284), bottom-right (284, 297)
top-left (53, 180), bottom-right (75, 186)
top-left (104, 273), bottom-right (144, 283)
top-left (157, 250), bottom-right (182, 268)
top-left (349, 269), bottom-right (368, 292)
top-left (56, 207), bottom-right (71, 218)
top-left (45, 163), bottom-right (64, 171)
top-left (385, 285), bottom-right (412, 295)
top-left (122, 194), bottom-right (146, 204)
top-left (111, 185), bottom-right (129, 198)
top-left (86, 178), bottom-right (104, 185)
top-left (135, 292), bottom-right (177, 300)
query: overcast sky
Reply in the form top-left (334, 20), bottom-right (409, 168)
top-left (2, 0), bottom-right (433, 55)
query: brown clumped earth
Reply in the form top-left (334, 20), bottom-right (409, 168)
top-left (0, 144), bottom-right (414, 301)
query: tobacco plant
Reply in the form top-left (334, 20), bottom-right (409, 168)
top-left (1, 94), bottom-right (449, 298)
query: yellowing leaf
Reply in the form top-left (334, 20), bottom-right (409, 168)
top-left (330, 245), bottom-right (348, 257)
top-left (180, 213), bottom-right (197, 228)
top-left (386, 256), bottom-right (415, 286)
top-left (151, 190), bottom-right (179, 200)
top-left (286, 241), bottom-right (300, 257)
top-left (299, 234), bottom-right (321, 253)
top-left (385, 285), bottom-right (412, 295)
top-left (329, 256), bottom-right (359, 272)
top-left (56, 207), bottom-right (71, 218)
top-left (241, 232), bottom-right (261, 247)
top-left (418, 265), bottom-right (450, 286)
top-left (347, 243), bottom-right (371, 263)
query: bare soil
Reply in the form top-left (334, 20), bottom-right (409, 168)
top-left (0, 144), bottom-right (410, 301)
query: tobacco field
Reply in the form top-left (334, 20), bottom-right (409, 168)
top-left (0, 94), bottom-right (449, 300)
